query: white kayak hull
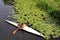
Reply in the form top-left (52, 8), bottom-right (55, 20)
top-left (5, 20), bottom-right (45, 37)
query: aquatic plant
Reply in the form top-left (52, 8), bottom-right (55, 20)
top-left (12, 0), bottom-right (60, 40)
top-left (3, 0), bottom-right (14, 5)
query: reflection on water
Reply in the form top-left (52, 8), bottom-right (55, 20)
top-left (0, 0), bottom-right (12, 19)
top-left (0, 0), bottom-right (45, 40)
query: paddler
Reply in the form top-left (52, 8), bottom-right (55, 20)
top-left (13, 23), bottom-right (26, 34)
top-left (18, 23), bottom-right (26, 29)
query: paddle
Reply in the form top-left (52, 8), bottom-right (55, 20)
top-left (12, 23), bottom-right (26, 34)
top-left (13, 28), bottom-right (19, 34)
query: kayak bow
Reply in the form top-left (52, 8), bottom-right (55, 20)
top-left (5, 20), bottom-right (45, 37)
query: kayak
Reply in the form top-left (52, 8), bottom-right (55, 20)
top-left (5, 20), bottom-right (45, 37)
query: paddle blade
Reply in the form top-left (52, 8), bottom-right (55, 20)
top-left (13, 29), bottom-right (18, 34)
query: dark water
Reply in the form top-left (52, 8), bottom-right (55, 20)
top-left (0, 0), bottom-right (45, 40)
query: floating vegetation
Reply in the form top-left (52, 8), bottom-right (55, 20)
top-left (11, 0), bottom-right (60, 40)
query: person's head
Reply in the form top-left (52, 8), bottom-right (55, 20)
top-left (18, 23), bottom-right (26, 28)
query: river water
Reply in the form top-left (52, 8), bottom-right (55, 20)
top-left (0, 0), bottom-right (45, 40)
